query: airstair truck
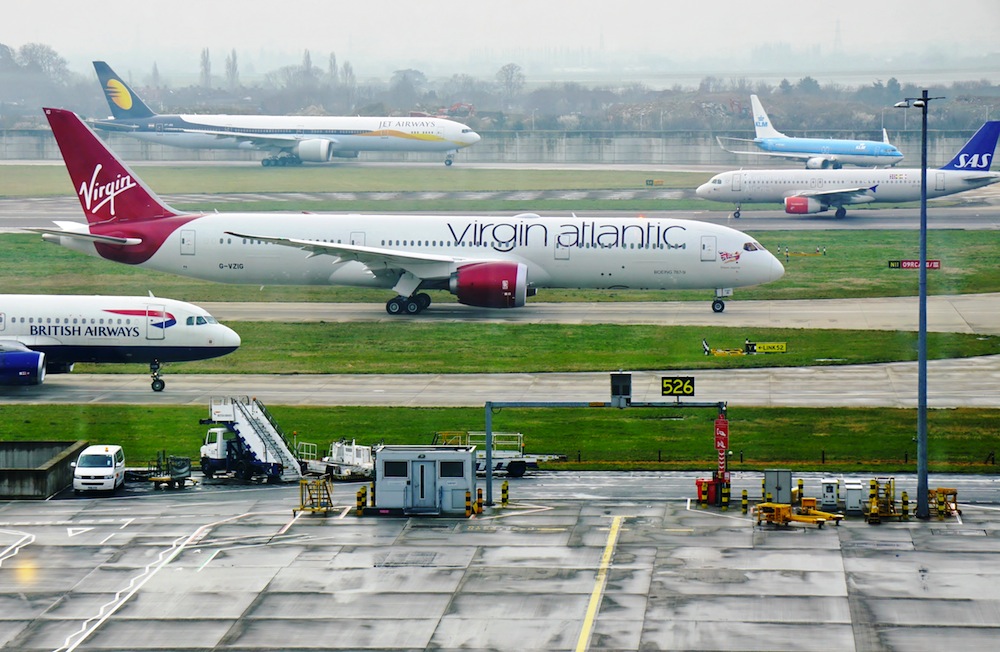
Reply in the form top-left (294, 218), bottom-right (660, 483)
top-left (199, 396), bottom-right (303, 483)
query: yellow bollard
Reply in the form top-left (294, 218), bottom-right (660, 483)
top-left (501, 480), bottom-right (509, 507)
top-left (937, 491), bottom-right (946, 520)
top-left (761, 477), bottom-right (766, 502)
top-left (901, 491), bottom-right (909, 521)
top-left (766, 491), bottom-right (772, 504)
top-left (699, 480), bottom-right (708, 509)
top-left (477, 487), bottom-right (484, 514)
top-left (465, 490), bottom-right (472, 518)
top-left (797, 478), bottom-right (804, 506)
top-left (721, 484), bottom-right (730, 512)
top-left (741, 489), bottom-right (748, 514)
top-left (356, 487), bottom-right (364, 517)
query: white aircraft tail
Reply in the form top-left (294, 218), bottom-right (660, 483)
top-left (882, 128), bottom-right (891, 145)
top-left (750, 95), bottom-right (786, 140)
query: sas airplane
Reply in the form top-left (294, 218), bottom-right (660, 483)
top-left (34, 108), bottom-right (784, 315)
top-left (0, 294), bottom-right (240, 391)
top-left (91, 61), bottom-right (481, 167)
top-left (717, 94), bottom-right (904, 169)
top-left (697, 120), bottom-right (1000, 219)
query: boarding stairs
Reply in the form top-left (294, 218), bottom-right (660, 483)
top-left (212, 396), bottom-right (302, 482)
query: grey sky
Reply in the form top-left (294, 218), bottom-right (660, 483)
top-left (6, 0), bottom-right (999, 84)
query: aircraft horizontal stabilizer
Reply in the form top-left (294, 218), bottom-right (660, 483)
top-left (29, 226), bottom-right (143, 246)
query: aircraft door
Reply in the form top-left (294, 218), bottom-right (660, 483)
top-left (554, 241), bottom-right (570, 260)
top-left (350, 231), bottom-right (366, 246)
top-left (935, 172), bottom-right (946, 192)
top-left (180, 229), bottom-right (196, 255)
top-left (410, 461), bottom-right (437, 510)
top-left (700, 236), bottom-right (717, 262)
top-left (0, 311), bottom-right (5, 332)
top-left (730, 173), bottom-right (741, 192)
top-left (145, 304), bottom-right (166, 341)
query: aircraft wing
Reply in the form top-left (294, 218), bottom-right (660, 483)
top-left (87, 119), bottom-right (140, 133)
top-left (224, 231), bottom-right (468, 280)
top-left (179, 129), bottom-right (341, 149)
top-left (716, 136), bottom-right (825, 162)
top-left (28, 222), bottom-right (143, 246)
top-left (792, 186), bottom-right (878, 205)
top-left (0, 339), bottom-right (33, 353)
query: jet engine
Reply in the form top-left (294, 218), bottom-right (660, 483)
top-left (293, 139), bottom-right (333, 162)
top-left (784, 196), bottom-right (826, 215)
top-left (804, 157), bottom-right (841, 169)
top-left (449, 261), bottom-right (529, 308)
top-left (0, 350), bottom-right (46, 386)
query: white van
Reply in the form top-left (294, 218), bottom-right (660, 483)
top-left (72, 445), bottom-right (126, 494)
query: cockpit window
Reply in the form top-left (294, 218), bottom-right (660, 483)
top-left (743, 241), bottom-right (762, 251)
top-left (186, 315), bottom-right (219, 326)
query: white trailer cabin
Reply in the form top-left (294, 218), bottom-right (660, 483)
top-left (373, 445), bottom-right (476, 515)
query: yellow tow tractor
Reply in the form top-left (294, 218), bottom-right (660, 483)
top-left (755, 498), bottom-right (844, 529)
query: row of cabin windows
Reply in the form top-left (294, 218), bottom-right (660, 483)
top-left (219, 237), bottom-right (680, 250)
top-left (6, 316), bottom-right (134, 325)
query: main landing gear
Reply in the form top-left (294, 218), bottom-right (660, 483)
top-left (712, 299), bottom-right (726, 313)
top-left (262, 155), bottom-right (303, 167)
top-left (150, 359), bottom-right (165, 392)
top-left (835, 207), bottom-right (847, 219)
top-left (385, 293), bottom-right (432, 315)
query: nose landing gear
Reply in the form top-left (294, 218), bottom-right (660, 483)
top-left (150, 359), bottom-right (165, 392)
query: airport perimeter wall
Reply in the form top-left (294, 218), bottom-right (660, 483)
top-left (0, 129), bottom-right (976, 168)
top-left (0, 440), bottom-right (89, 500)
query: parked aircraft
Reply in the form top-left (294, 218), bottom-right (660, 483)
top-left (0, 294), bottom-right (240, 391)
top-left (34, 108), bottom-right (784, 315)
top-left (91, 61), bottom-right (481, 167)
top-left (717, 94), bottom-right (904, 169)
top-left (697, 121), bottom-right (1000, 218)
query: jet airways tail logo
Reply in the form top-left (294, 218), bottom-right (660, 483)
top-left (104, 79), bottom-right (133, 110)
top-left (956, 153), bottom-right (992, 169)
top-left (79, 164), bottom-right (137, 217)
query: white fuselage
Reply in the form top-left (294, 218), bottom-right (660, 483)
top-left (121, 114), bottom-right (481, 154)
top-left (0, 294), bottom-right (240, 365)
top-left (51, 214), bottom-right (785, 293)
top-left (697, 167), bottom-right (1000, 206)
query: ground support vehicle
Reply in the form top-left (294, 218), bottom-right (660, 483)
top-left (72, 445), bottom-right (126, 494)
top-left (140, 451), bottom-right (195, 489)
top-left (433, 431), bottom-right (566, 477)
top-left (199, 396), bottom-right (302, 483)
top-left (755, 501), bottom-right (841, 529)
top-left (301, 439), bottom-right (374, 480)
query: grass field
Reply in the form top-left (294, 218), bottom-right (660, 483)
top-left (0, 404), bottom-right (995, 475)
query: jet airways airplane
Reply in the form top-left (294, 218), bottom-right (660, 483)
top-left (91, 61), bottom-right (481, 167)
top-left (0, 294), bottom-right (240, 391)
top-left (34, 108), bottom-right (784, 315)
top-left (717, 94), bottom-right (904, 169)
top-left (698, 121), bottom-right (1000, 218)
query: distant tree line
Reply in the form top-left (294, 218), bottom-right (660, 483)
top-left (2, 42), bottom-right (999, 134)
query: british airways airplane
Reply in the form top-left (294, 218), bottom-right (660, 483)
top-left (33, 108), bottom-right (784, 315)
top-left (90, 61), bottom-right (481, 167)
top-left (697, 121), bottom-right (1000, 218)
top-left (717, 94), bottom-right (904, 169)
top-left (0, 294), bottom-right (240, 391)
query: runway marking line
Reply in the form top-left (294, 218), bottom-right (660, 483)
top-left (575, 515), bottom-right (624, 652)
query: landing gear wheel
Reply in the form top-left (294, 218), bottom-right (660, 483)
top-left (151, 378), bottom-right (165, 392)
top-left (150, 359), bottom-right (165, 392)
top-left (445, 158), bottom-right (453, 166)
top-left (415, 293), bottom-right (432, 311)
top-left (262, 158), bottom-right (272, 167)
top-left (712, 299), bottom-right (726, 313)
top-left (386, 297), bottom-right (405, 315)
top-left (835, 207), bottom-right (847, 219)
top-left (733, 209), bottom-right (741, 219)
top-left (404, 298), bottom-right (421, 314)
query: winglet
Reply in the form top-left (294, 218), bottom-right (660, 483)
top-left (93, 61), bottom-right (156, 120)
top-left (750, 94), bottom-right (785, 140)
top-left (940, 121), bottom-right (1000, 171)
top-left (42, 107), bottom-right (180, 224)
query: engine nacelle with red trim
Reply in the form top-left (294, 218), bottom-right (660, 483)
top-left (0, 350), bottom-right (46, 386)
top-left (449, 261), bottom-right (529, 308)
top-left (293, 139), bottom-right (333, 162)
top-left (784, 196), bottom-right (826, 215)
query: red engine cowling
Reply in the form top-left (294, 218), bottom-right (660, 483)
top-left (784, 196), bottom-right (825, 214)
top-left (449, 262), bottom-right (528, 309)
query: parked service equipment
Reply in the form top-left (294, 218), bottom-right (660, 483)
top-left (199, 396), bottom-right (302, 483)
top-left (302, 439), bottom-right (374, 480)
top-left (433, 431), bottom-right (565, 477)
top-left (763, 469), bottom-right (793, 504)
top-left (146, 451), bottom-right (194, 489)
top-left (844, 481), bottom-right (865, 514)
top-left (72, 444), bottom-right (125, 494)
top-left (820, 477), bottom-right (841, 510)
top-left (370, 445), bottom-right (476, 516)
top-left (755, 502), bottom-right (838, 529)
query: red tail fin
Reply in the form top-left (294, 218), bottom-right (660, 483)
top-left (43, 108), bottom-right (179, 224)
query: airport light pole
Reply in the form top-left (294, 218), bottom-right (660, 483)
top-left (894, 90), bottom-right (943, 520)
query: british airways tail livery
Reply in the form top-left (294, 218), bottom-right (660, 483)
top-left (36, 108), bottom-right (784, 315)
top-left (716, 94), bottom-right (904, 169)
top-left (0, 294), bottom-right (240, 391)
top-left (697, 121), bottom-right (1000, 219)
top-left (92, 61), bottom-right (481, 167)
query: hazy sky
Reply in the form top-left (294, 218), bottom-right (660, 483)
top-left (6, 0), bottom-right (1000, 83)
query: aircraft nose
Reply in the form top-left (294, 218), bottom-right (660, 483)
top-left (217, 325), bottom-right (242, 351)
top-left (465, 130), bottom-right (481, 145)
top-left (696, 182), bottom-right (711, 197)
top-left (768, 251), bottom-right (785, 282)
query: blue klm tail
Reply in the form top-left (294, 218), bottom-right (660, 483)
top-left (940, 121), bottom-right (1000, 171)
top-left (93, 61), bottom-right (157, 120)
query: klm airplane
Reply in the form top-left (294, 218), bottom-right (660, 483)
top-left (717, 94), bottom-right (904, 169)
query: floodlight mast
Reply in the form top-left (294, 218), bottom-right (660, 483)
top-left (895, 89), bottom-right (944, 520)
